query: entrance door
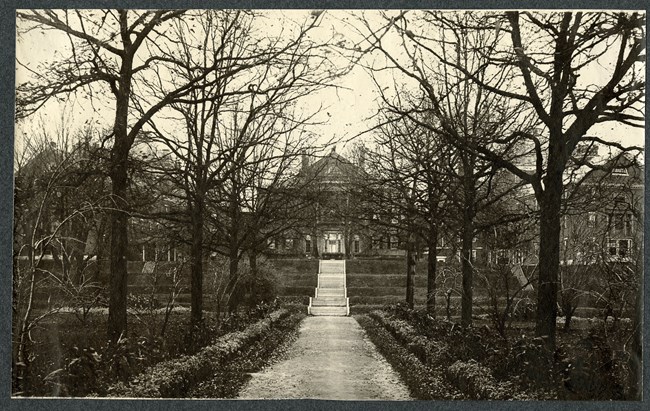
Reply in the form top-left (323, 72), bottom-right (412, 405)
top-left (327, 238), bottom-right (341, 253)
top-left (326, 232), bottom-right (342, 253)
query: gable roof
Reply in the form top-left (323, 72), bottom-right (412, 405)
top-left (299, 147), bottom-right (362, 185)
top-left (586, 153), bottom-right (643, 185)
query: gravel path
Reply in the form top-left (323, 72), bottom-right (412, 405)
top-left (237, 316), bottom-right (412, 400)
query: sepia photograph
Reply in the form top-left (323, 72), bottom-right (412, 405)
top-left (11, 7), bottom-right (645, 401)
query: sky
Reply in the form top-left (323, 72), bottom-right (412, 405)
top-left (15, 9), bottom-right (646, 161)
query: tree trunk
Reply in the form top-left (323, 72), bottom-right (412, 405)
top-left (405, 235), bottom-right (416, 310)
top-left (107, 145), bottom-right (130, 343)
top-left (227, 252), bottom-right (240, 314)
top-left (427, 225), bottom-right (438, 316)
top-left (627, 242), bottom-right (642, 399)
top-left (460, 164), bottom-right (475, 327)
top-left (535, 179), bottom-right (562, 354)
top-left (189, 202), bottom-right (204, 326)
top-left (563, 310), bottom-right (572, 332)
top-left (107, 56), bottom-right (133, 343)
top-left (312, 227), bottom-right (319, 257)
top-left (249, 249), bottom-right (258, 305)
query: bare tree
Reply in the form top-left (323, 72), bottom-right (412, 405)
top-left (358, 10), bottom-right (644, 353)
top-left (359, 11), bottom-right (536, 325)
top-left (361, 111), bottom-right (457, 312)
top-left (12, 128), bottom-right (108, 394)
top-left (15, 9), bottom-right (247, 342)
top-left (146, 10), bottom-right (341, 320)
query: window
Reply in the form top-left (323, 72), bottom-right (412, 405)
top-left (611, 213), bottom-right (633, 236)
top-left (609, 238), bottom-right (633, 257)
top-left (514, 249), bottom-right (523, 264)
top-left (618, 239), bottom-right (631, 257)
top-left (613, 214), bottom-right (624, 231)
top-left (624, 214), bottom-right (633, 235)
top-left (390, 236), bottom-right (399, 250)
top-left (588, 213), bottom-right (597, 227)
top-left (285, 238), bottom-right (294, 249)
top-left (305, 235), bottom-right (312, 253)
top-left (608, 239), bottom-right (618, 256)
top-left (353, 235), bottom-right (360, 254)
top-left (268, 238), bottom-right (276, 250)
top-left (494, 249), bottom-right (509, 265)
top-left (612, 167), bottom-right (628, 176)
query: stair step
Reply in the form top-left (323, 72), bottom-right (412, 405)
top-left (309, 260), bottom-right (349, 316)
top-left (311, 298), bottom-right (347, 306)
top-left (314, 295), bottom-right (346, 300)
top-left (319, 281), bottom-right (345, 288)
top-left (316, 289), bottom-right (346, 297)
top-left (309, 306), bottom-right (348, 316)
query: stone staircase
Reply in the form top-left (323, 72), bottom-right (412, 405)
top-left (308, 260), bottom-right (350, 316)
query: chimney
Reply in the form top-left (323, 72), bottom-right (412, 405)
top-left (359, 148), bottom-right (366, 169)
top-left (302, 150), bottom-right (309, 170)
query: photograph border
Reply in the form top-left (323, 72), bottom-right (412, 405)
top-left (2, 1), bottom-right (648, 410)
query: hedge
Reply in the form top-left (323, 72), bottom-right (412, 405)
top-left (356, 315), bottom-right (462, 400)
top-left (446, 360), bottom-right (516, 400)
top-left (107, 309), bottom-right (291, 398)
top-left (368, 310), bottom-right (451, 367)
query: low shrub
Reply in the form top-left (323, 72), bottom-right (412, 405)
top-left (492, 335), bottom-right (555, 386)
top-left (446, 360), bottom-right (515, 400)
top-left (189, 312), bottom-right (305, 398)
top-left (106, 309), bottom-right (290, 398)
top-left (356, 315), bottom-right (462, 400)
top-left (556, 328), bottom-right (627, 400)
top-left (368, 310), bottom-right (451, 366)
top-left (382, 304), bottom-right (500, 366)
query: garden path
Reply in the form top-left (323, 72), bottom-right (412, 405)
top-left (237, 316), bottom-right (412, 400)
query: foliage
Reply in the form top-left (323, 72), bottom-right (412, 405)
top-left (376, 304), bottom-right (635, 400)
top-left (355, 315), bottom-right (462, 400)
top-left (557, 327), bottom-right (628, 400)
top-left (188, 312), bottom-right (305, 398)
top-left (106, 308), bottom-right (291, 398)
top-left (43, 346), bottom-right (103, 397)
top-left (20, 298), bottom-right (286, 397)
top-left (446, 360), bottom-right (515, 400)
top-left (478, 263), bottom-right (536, 338)
top-left (205, 256), bottom-right (279, 316)
top-left (127, 262), bottom-right (186, 339)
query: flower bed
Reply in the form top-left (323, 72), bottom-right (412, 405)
top-left (107, 309), bottom-right (294, 398)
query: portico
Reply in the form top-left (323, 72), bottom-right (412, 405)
top-left (318, 230), bottom-right (345, 255)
